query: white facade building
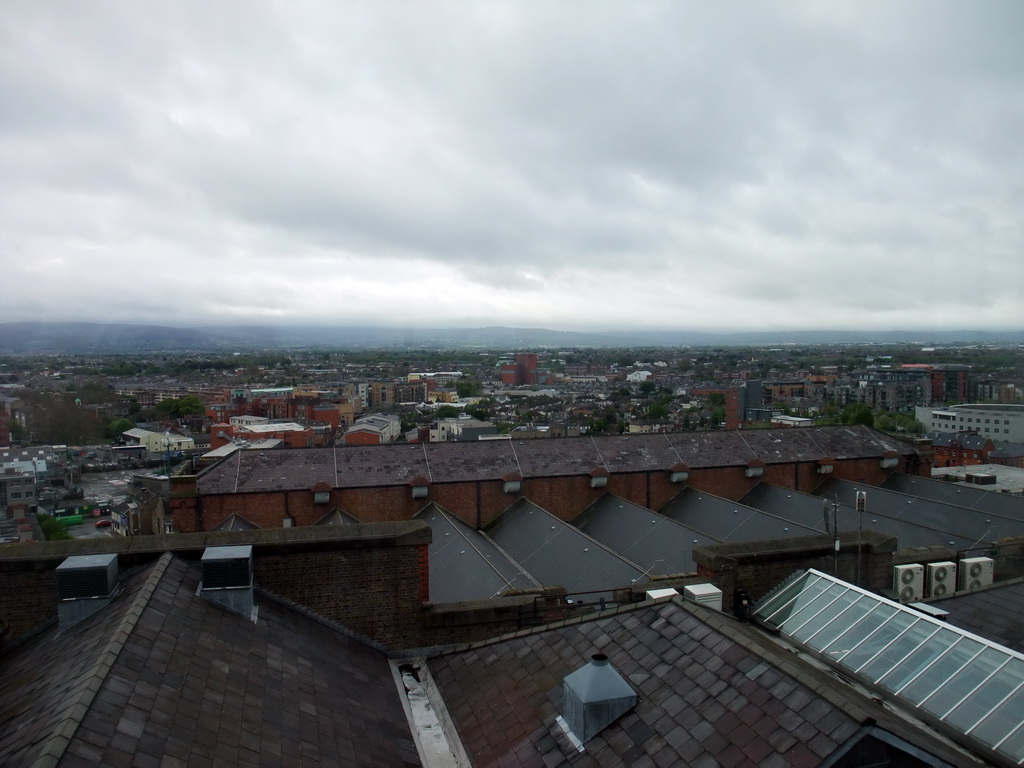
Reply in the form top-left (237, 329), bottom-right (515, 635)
top-left (915, 404), bottom-right (1024, 441)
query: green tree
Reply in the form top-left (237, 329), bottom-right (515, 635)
top-left (648, 402), bottom-right (669, 420)
top-left (841, 403), bottom-right (875, 426)
top-left (456, 380), bottom-right (483, 398)
top-left (105, 417), bottom-right (135, 440)
top-left (38, 514), bottom-right (73, 541)
top-left (176, 395), bottom-right (206, 417)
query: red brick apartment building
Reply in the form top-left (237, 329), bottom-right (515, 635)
top-left (499, 352), bottom-right (542, 385)
top-left (932, 433), bottom-right (996, 468)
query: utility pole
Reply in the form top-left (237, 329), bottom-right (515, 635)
top-left (856, 490), bottom-right (867, 587)
top-left (822, 498), bottom-right (840, 576)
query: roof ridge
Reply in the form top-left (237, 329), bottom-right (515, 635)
top-left (34, 551), bottom-right (173, 768)
top-left (252, 583), bottom-right (390, 654)
top-left (422, 595), bottom-right (689, 659)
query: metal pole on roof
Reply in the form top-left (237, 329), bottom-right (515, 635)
top-left (856, 491), bottom-right (866, 587)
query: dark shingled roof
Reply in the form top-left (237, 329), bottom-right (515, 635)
top-left (816, 478), bottom-right (1024, 545)
top-left (485, 499), bottom-right (645, 597)
top-left (930, 579), bottom-right (1024, 654)
top-left (883, 472), bottom-right (1024, 522)
top-left (210, 512), bottom-right (260, 531)
top-left (426, 597), bottom-right (977, 768)
top-left (196, 426), bottom-right (914, 495)
top-left (661, 486), bottom-right (823, 542)
top-left (0, 554), bottom-right (420, 768)
top-left (741, 483), bottom-right (977, 550)
top-left (415, 503), bottom-right (541, 602)
top-left (573, 494), bottom-right (715, 575)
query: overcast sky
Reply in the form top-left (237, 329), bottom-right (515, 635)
top-left (1, 2), bottom-right (1022, 333)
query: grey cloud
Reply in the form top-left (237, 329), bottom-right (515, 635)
top-left (1, 1), bottom-right (1022, 329)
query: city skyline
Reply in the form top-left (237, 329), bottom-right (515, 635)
top-left (2, 2), bottom-right (1022, 333)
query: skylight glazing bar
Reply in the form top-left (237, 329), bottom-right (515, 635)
top-left (992, 718), bottom-right (1024, 754)
top-left (852, 616), bottom-right (920, 676)
top-left (916, 645), bottom-right (988, 710)
top-left (866, 623), bottom-right (942, 685)
top-left (966, 677), bottom-right (1024, 736)
top-left (754, 568), bottom-right (1024, 764)
top-left (803, 593), bottom-right (865, 647)
top-left (893, 634), bottom-right (965, 696)
top-left (761, 573), bottom-right (825, 626)
top-left (833, 609), bottom-right (899, 665)
top-left (787, 587), bottom-right (849, 636)
top-left (939, 654), bottom-right (1012, 722)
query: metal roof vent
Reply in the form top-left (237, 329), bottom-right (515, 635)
top-left (669, 463), bottom-right (689, 483)
top-left (200, 545), bottom-right (257, 621)
top-left (559, 654), bottom-right (637, 747)
top-left (56, 553), bottom-right (120, 632)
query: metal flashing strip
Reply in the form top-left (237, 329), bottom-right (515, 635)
top-left (421, 443), bottom-right (433, 483)
top-left (507, 439), bottom-right (524, 481)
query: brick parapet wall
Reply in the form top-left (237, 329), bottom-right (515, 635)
top-left (178, 454), bottom-right (919, 533)
top-left (0, 523), bottom-right (435, 650)
top-left (693, 531), bottom-right (899, 612)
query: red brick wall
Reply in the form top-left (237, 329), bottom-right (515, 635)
top-left (0, 557), bottom-right (59, 643)
top-left (177, 454), bottom-right (919, 533)
top-left (255, 543), bottom-right (429, 648)
top-left (343, 431), bottom-right (383, 446)
top-left (694, 531), bottom-right (898, 612)
top-left (831, 457), bottom-right (899, 486)
top-left (0, 525), bottom-right (436, 650)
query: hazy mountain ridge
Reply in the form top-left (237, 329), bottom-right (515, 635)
top-left (0, 322), bottom-right (1021, 354)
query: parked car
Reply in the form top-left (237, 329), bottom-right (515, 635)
top-left (95, 519), bottom-right (112, 528)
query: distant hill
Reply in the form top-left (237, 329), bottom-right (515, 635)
top-left (0, 322), bottom-right (1020, 354)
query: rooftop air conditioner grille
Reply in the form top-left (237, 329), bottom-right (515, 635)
top-left (56, 554), bottom-right (118, 600)
top-left (203, 558), bottom-right (252, 589)
top-left (57, 567), bottom-right (115, 600)
top-left (201, 545), bottom-right (253, 590)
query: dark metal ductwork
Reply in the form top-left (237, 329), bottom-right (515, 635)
top-left (561, 654), bottom-right (638, 745)
top-left (200, 545), bottom-right (257, 621)
top-left (56, 553), bottom-right (120, 632)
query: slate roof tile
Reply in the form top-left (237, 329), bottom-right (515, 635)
top-left (0, 554), bottom-right (420, 768)
top-left (427, 599), bottom-right (867, 768)
top-left (197, 427), bottom-right (913, 494)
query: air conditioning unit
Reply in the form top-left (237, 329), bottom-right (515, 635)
top-left (683, 583), bottom-right (723, 612)
top-left (893, 564), bottom-right (924, 602)
top-left (958, 557), bottom-right (994, 592)
top-left (926, 561), bottom-right (957, 598)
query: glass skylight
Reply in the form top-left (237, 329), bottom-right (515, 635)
top-left (754, 569), bottom-right (1024, 766)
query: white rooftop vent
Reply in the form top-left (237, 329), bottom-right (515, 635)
top-left (559, 654), bottom-right (638, 746)
top-left (56, 553), bottom-right (120, 631)
top-left (683, 583), bottom-right (723, 612)
top-left (201, 545), bottom-right (257, 621)
top-left (645, 588), bottom-right (678, 601)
